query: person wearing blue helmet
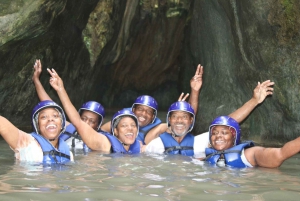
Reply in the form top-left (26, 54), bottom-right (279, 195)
top-left (144, 79), bottom-right (275, 156)
top-left (0, 100), bottom-right (73, 164)
top-left (32, 59), bottom-right (107, 150)
top-left (145, 101), bottom-right (198, 156)
top-left (204, 116), bottom-right (300, 168)
top-left (47, 68), bottom-right (143, 153)
top-left (101, 64), bottom-right (204, 145)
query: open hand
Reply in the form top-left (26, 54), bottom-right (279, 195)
top-left (253, 80), bottom-right (274, 104)
top-left (32, 59), bottom-right (42, 81)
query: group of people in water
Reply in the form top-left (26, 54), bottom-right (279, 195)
top-left (1, 59), bottom-right (300, 168)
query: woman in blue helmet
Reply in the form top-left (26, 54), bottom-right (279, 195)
top-left (32, 59), bottom-right (107, 150)
top-left (205, 116), bottom-right (300, 168)
top-left (0, 100), bottom-right (73, 164)
top-left (47, 68), bottom-right (143, 153)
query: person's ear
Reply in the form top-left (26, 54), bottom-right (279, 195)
top-left (114, 127), bottom-right (118, 137)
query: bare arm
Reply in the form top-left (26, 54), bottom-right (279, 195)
top-left (100, 121), bottom-right (112, 133)
top-left (32, 59), bottom-right (52, 101)
top-left (229, 80), bottom-right (274, 123)
top-left (0, 116), bottom-right (21, 149)
top-left (144, 123), bottom-right (168, 144)
top-left (245, 136), bottom-right (300, 168)
top-left (188, 64), bottom-right (203, 115)
top-left (47, 68), bottom-right (111, 152)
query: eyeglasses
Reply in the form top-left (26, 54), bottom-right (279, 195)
top-left (135, 106), bottom-right (154, 116)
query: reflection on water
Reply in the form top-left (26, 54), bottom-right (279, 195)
top-left (1, 139), bottom-right (300, 201)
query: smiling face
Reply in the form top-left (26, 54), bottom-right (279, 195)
top-left (80, 110), bottom-right (100, 130)
top-left (132, 104), bottom-right (155, 127)
top-left (114, 116), bottom-right (138, 145)
top-left (168, 111), bottom-right (193, 138)
top-left (37, 108), bottom-right (62, 141)
top-left (210, 125), bottom-right (235, 151)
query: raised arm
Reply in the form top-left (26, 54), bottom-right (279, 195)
top-left (245, 136), bottom-right (300, 168)
top-left (229, 80), bottom-right (274, 123)
top-left (47, 68), bottom-right (111, 152)
top-left (188, 64), bottom-right (203, 115)
top-left (32, 59), bottom-right (52, 101)
top-left (0, 116), bottom-right (22, 149)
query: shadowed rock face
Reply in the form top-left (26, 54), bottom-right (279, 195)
top-left (1, 0), bottom-right (300, 144)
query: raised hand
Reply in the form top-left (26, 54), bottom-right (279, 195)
top-left (178, 92), bottom-right (189, 101)
top-left (190, 64), bottom-right (203, 92)
top-left (32, 59), bottom-right (42, 81)
top-left (253, 80), bottom-right (274, 104)
top-left (47, 68), bottom-right (64, 92)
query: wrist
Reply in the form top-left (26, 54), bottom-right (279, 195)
top-left (249, 97), bottom-right (259, 107)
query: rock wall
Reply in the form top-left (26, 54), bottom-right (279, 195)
top-left (1, 0), bottom-right (300, 144)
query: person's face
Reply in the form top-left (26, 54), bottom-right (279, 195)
top-left (38, 108), bottom-right (62, 140)
top-left (210, 125), bottom-right (235, 151)
top-left (80, 110), bottom-right (100, 130)
top-left (132, 104), bottom-right (155, 127)
top-left (114, 117), bottom-right (138, 145)
top-left (168, 111), bottom-right (193, 137)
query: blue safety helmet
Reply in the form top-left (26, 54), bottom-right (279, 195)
top-left (167, 101), bottom-right (195, 133)
top-left (209, 116), bottom-right (241, 145)
top-left (78, 101), bottom-right (105, 130)
top-left (111, 109), bottom-right (139, 136)
top-left (32, 100), bottom-right (66, 136)
top-left (132, 95), bottom-right (158, 123)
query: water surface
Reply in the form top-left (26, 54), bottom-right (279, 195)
top-left (1, 139), bottom-right (300, 201)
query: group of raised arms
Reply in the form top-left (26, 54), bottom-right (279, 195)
top-left (1, 59), bottom-right (300, 168)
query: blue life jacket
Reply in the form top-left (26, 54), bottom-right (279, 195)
top-left (160, 132), bottom-right (194, 156)
top-left (137, 117), bottom-right (162, 144)
top-left (205, 141), bottom-right (255, 168)
top-left (103, 133), bottom-right (140, 154)
top-left (31, 132), bottom-right (71, 164)
top-left (60, 124), bottom-right (77, 141)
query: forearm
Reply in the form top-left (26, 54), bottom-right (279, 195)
top-left (32, 78), bottom-right (52, 101)
top-left (188, 89), bottom-right (199, 115)
top-left (228, 98), bottom-right (259, 123)
top-left (144, 123), bottom-right (167, 144)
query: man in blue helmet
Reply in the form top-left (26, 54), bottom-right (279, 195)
top-left (101, 64), bottom-right (204, 144)
top-left (0, 100), bottom-right (73, 164)
top-left (204, 116), bottom-right (300, 168)
top-left (32, 59), bottom-right (107, 151)
top-left (144, 80), bottom-right (275, 156)
top-left (47, 69), bottom-right (142, 154)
